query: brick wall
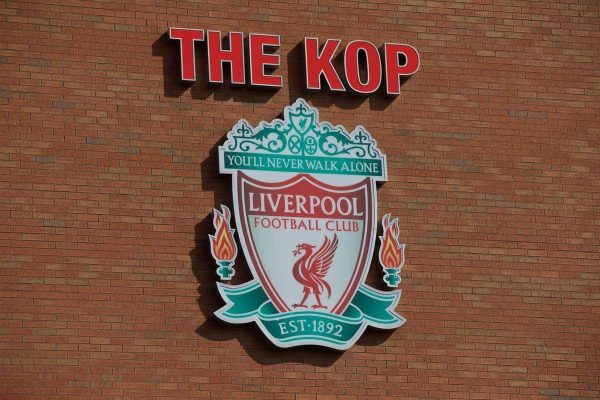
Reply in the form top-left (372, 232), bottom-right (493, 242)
top-left (1, 0), bottom-right (599, 398)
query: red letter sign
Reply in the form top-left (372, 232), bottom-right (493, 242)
top-left (248, 33), bottom-right (282, 88)
top-left (343, 40), bottom-right (382, 94)
top-left (384, 44), bottom-right (420, 95)
top-left (206, 31), bottom-right (245, 85)
top-left (304, 38), bottom-right (345, 91)
top-left (169, 28), bottom-right (204, 81)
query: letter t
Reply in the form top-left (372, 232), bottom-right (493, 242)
top-left (169, 28), bottom-right (205, 81)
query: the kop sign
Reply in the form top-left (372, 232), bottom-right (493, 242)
top-left (169, 28), bottom-right (419, 95)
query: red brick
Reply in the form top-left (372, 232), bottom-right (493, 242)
top-left (1, 0), bottom-right (599, 399)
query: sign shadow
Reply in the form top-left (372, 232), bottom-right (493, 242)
top-left (286, 42), bottom-right (397, 111)
top-left (152, 33), bottom-right (277, 104)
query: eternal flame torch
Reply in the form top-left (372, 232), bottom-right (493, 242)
top-left (209, 205), bottom-right (238, 280)
top-left (378, 214), bottom-right (406, 287)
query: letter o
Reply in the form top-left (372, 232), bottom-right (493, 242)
top-left (344, 40), bottom-right (382, 94)
top-left (337, 197), bottom-right (352, 216)
top-left (321, 197), bottom-right (336, 215)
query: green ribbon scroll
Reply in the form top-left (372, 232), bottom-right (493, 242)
top-left (216, 280), bottom-right (405, 350)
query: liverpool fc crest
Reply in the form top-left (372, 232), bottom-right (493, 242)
top-left (208, 99), bottom-right (406, 350)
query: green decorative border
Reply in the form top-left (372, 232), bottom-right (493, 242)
top-left (219, 98), bottom-right (387, 180)
top-left (216, 280), bottom-right (405, 350)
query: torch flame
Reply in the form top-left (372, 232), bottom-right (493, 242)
top-left (378, 214), bottom-right (405, 269)
top-left (209, 205), bottom-right (237, 262)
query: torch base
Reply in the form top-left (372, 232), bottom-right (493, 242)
top-left (216, 261), bottom-right (235, 281)
top-left (383, 268), bottom-right (400, 288)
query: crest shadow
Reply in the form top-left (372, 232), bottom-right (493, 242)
top-left (191, 215), bottom-right (395, 366)
top-left (190, 138), bottom-right (399, 364)
top-left (192, 140), bottom-right (344, 365)
top-left (152, 32), bottom-right (277, 104)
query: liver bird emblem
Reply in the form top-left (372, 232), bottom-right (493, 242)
top-left (291, 234), bottom-right (339, 310)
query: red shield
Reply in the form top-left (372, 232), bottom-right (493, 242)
top-left (233, 172), bottom-right (375, 315)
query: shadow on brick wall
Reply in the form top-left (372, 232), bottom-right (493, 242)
top-left (188, 141), bottom-right (397, 365)
top-left (286, 42), bottom-right (396, 112)
top-left (190, 213), bottom-right (346, 366)
top-left (152, 33), bottom-right (276, 103)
